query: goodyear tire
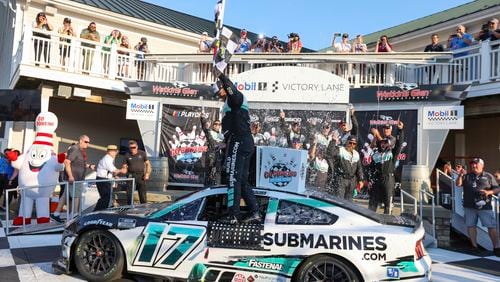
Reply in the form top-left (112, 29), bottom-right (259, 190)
top-left (294, 255), bottom-right (361, 282)
top-left (74, 230), bottom-right (124, 282)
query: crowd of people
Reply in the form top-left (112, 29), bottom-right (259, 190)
top-left (32, 12), bottom-right (150, 77)
top-left (0, 136), bottom-right (151, 223)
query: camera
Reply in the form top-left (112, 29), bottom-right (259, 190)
top-left (474, 190), bottom-right (490, 209)
top-left (334, 33), bottom-right (341, 37)
top-left (450, 34), bottom-right (458, 38)
top-left (481, 23), bottom-right (490, 32)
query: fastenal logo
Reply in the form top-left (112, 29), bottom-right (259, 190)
top-left (233, 81), bottom-right (268, 91)
top-left (130, 102), bottom-right (155, 114)
top-left (263, 153), bottom-right (298, 187)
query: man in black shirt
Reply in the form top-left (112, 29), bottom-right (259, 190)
top-left (456, 158), bottom-right (498, 252)
top-left (214, 73), bottom-right (259, 224)
top-left (424, 34), bottom-right (445, 52)
top-left (122, 140), bottom-right (151, 204)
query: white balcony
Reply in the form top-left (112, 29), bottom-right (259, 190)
top-left (9, 24), bottom-right (500, 97)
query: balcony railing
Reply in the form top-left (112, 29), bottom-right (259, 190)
top-left (10, 24), bottom-right (500, 90)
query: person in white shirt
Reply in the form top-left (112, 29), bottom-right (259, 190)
top-left (94, 145), bottom-right (124, 211)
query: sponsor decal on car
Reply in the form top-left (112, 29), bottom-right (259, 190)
top-left (263, 233), bottom-right (387, 251)
top-left (83, 219), bottom-right (113, 227)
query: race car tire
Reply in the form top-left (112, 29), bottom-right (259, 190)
top-left (74, 229), bottom-right (125, 282)
top-left (294, 254), bottom-right (361, 282)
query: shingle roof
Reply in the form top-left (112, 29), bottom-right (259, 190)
top-left (69, 0), bottom-right (314, 52)
top-left (319, 0), bottom-right (500, 52)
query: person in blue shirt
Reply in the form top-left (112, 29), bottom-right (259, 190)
top-left (235, 29), bottom-right (252, 53)
top-left (447, 24), bottom-right (473, 57)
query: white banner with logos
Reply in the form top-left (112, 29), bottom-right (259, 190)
top-left (232, 66), bottom-right (349, 104)
top-left (422, 105), bottom-right (464, 130)
top-left (126, 99), bottom-right (159, 121)
top-left (256, 146), bottom-right (308, 193)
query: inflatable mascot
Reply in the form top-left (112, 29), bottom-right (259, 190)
top-left (7, 112), bottom-right (65, 225)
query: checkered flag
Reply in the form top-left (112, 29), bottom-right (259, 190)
top-left (213, 27), bottom-right (239, 76)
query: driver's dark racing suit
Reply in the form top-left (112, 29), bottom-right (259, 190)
top-left (218, 74), bottom-right (259, 221)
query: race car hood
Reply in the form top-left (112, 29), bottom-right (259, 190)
top-left (93, 202), bottom-right (172, 217)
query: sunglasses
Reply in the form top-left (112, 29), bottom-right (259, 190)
top-left (214, 123), bottom-right (221, 125)
top-left (348, 141), bottom-right (357, 145)
top-left (129, 146), bottom-right (137, 149)
top-left (83, 141), bottom-right (90, 143)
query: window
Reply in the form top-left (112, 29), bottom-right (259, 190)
top-left (198, 193), bottom-right (269, 223)
top-left (276, 200), bottom-right (338, 225)
top-left (161, 198), bottom-right (202, 221)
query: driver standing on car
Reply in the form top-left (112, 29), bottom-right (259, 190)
top-left (214, 73), bottom-right (260, 224)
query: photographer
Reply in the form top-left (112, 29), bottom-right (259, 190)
top-left (447, 24), bottom-right (473, 51)
top-left (251, 36), bottom-right (266, 53)
top-left (475, 18), bottom-right (500, 42)
top-left (287, 32), bottom-right (302, 53)
top-left (135, 37), bottom-right (150, 78)
top-left (456, 158), bottom-right (499, 254)
top-left (265, 36), bottom-right (283, 53)
top-left (32, 12), bottom-right (53, 65)
top-left (57, 18), bottom-right (76, 66)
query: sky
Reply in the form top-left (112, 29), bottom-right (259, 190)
top-left (145, 0), bottom-right (473, 50)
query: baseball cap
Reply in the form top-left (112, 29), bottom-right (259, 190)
top-left (383, 124), bottom-right (392, 129)
top-left (342, 33), bottom-right (349, 38)
top-left (346, 135), bottom-right (357, 143)
top-left (471, 158), bottom-right (484, 165)
top-left (107, 144), bottom-right (118, 151)
top-left (322, 123), bottom-right (331, 129)
top-left (240, 29), bottom-right (247, 35)
top-left (202, 31), bottom-right (208, 36)
top-left (141, 37), bottom-right (147, 42)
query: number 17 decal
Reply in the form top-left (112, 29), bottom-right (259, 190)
top-left (133, 222), bottom-right (206, 269)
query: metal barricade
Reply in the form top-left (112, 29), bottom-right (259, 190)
top-left (420, 189), bottom-right (436, 240)
top-left (493, 195), bottom-right (499, 248)
top-left (69, 178), bottom-right (135, 219)
top-left (5, 182), bottom-right (68, 235)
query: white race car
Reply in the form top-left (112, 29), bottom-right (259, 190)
top-left (53, 187), bottom-right (432, 281)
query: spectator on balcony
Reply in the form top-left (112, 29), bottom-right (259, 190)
top-left (102, 30), bottom-right (122, 74)
top-left (135, 37), bottom-right (150, 79)
top-left (476, 18), bottom-right (500, 42)
top-left (251, 36), bottom-right (266, 53)
top-left (236, 29), bottom-right (252, 53)
top-left (424, 34), bottom-right (445, 52)
top-left (199, 31), bottom-right (213, 53)
top-left (32, 12), bottom-right (53, 66)
top-left (447, 25), bottom-right (473, 54)
top-left (80, 22), bottom-right (101, 73)
top-left (118, 35), bottom-right (131, 77)
top-left (57, 17), bottom-right (75, 67)
top-left (287, 32), bottom-right (302, 53)
top-left (375, 35), bottom-right (393, 53)
top-left (334, 33), bottom-right (351, 53)
top-left (265, 36), bottom-right (284, 53)
top-left (352, 35), bottom-right (367, 53)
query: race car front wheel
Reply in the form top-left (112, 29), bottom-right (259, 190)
top-left (74, 230), bottom-right (125, 282)
top-left (294, 255), bottom-right (361, 282)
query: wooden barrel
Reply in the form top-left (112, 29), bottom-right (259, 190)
top-left (148, 157), bottom-right (169, 191)
top-left (401, 165), bottom-right (431, 204)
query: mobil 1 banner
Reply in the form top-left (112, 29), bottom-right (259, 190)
top-left (249, 108), bottom-right (346, 148)
top-left (355, 110), bottom-right (418, 182)
top-left (159, 104), bottom-right (219, 186)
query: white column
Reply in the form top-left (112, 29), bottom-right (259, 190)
top-left (479, 40), bottom-right (491, 83)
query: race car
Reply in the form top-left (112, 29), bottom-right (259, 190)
top-left (53, 186), bottom-right (432, 281)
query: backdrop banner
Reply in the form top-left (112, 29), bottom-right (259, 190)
top-left (0, 90), bottom-right (41, 121)
top-left (160, 104), bottom-right (219, 186)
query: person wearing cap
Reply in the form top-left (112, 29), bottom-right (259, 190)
top-left (94, 145), bottom-right (125, 211)
top-left (287, 32), bottom-right (302, 53)
top-left (200, 115), bottom-right (224, 186)
top-left (122, 140), bottom-right (151, 204)
top-left (266, 36), bottom-right (283, 53)
top-left (476, 18), bottom-right (500, 42)
top-left (368, 120), bottom-right (404, 214)
top-left (325, 135), bottom-right (364, 200)
top-left (214, 73), bottom-right (260, 224)
top-left (371, 122), bottom-right (396, 150)
top-left (80, 22), bottom-right (100, 72)
top-left (315, 122), bottom-right (333, 147)
top-left (236, 29), bottom-right (252, 53)
top-left (279, 110), bottom-right (306, 149)
top-left (57, 17), bottom-right (76, 66)
top-left (456, 158), bottom-right (499, 254)
top-left (334, 106), bottom-right (359, 146)
top-left (334, 33), bottom-right (351, 53)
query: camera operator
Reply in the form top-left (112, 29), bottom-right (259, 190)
top-left (265, 36), bottom-right (283, 53)
top-left (475, 18), bottom-right (500, 42)
top-left (252, 36), bottom-right (266, 53)
top-left (456, 158), bottom-right (499, 254)
top-left (447, 24), bottom-right (473, 51)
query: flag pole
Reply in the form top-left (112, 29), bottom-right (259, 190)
top-left (213, 0), bottom-right (227, 76)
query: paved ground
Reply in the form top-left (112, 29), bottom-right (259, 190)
top-left (1, 217), bottom-right (499, 281)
